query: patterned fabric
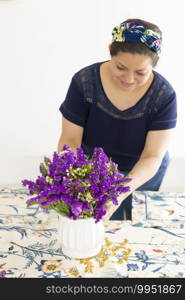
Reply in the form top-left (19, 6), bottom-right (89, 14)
top-left (112, 22), bottom-right (162, 53)
top-left (132, 190), bottom-right (185, 228)
top-left (0, 185), bottom-right (185, 278)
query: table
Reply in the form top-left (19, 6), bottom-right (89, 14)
top-left (0, 185), bottom-right (185, 278)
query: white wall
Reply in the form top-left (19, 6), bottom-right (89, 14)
top-left (0, 0), bottom-right (185, 184)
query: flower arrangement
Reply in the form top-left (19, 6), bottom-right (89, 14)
top-left (22, 145), bottom-right (132, 223)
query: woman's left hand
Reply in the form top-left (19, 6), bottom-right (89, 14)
top-left (102, 204), bottom-right (118, 222)
top-left (102, 193), bottom-right (127, 222)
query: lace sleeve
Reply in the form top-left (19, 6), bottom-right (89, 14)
top-left (59, 75), bottom-right (89, 127)
top-left (148, 91), bottom-right (177, 130)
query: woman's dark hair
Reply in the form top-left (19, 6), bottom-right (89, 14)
top-left (109, 18), bottom-right (162, 67)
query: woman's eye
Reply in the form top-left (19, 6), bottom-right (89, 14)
top-left (137, 73), bottom-right (145, 76)
top-left (116, 66), bottom-right (146, 76)
top-left (117, 66), bottom-right (125, 70)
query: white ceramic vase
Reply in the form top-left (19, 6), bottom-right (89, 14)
top-left (58, 215), bottom-right (104, 259)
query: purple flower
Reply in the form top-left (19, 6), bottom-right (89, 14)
top-left (70, 202), bottom-right (83, 219)
top-left (0, 270), bottom-right (6, 278)
top-left (22, 145), bottom-right (132, 222)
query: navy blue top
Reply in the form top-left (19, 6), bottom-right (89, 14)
top-left (59, 61), bottom-right (177, 171)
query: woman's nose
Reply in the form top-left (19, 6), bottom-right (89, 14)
top-left (123, 72), bottom-right (135, 83)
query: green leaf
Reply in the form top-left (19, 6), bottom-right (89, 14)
top-left (40, 163), bottom-right (48, 177)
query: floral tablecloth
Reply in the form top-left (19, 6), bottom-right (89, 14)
top-left (0, 185), bottom-right (185, 278)
top-left (132, 190), bottom-right (185, 228)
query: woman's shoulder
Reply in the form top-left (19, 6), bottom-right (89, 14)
top-left (150, 70), bottom-right (177, 115)
top-left (153, 70), bottom-right (176, 97)
top-left (73, 61), bottom-right (103, 81)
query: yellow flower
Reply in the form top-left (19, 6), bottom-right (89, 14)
top-left (80, 258), bottom-right (94, 273)
top-left (105, 237), bottom-right (112, 247)
top-left (85, 263), bottom-right (94, 273)
top-left (166, 209), bottom-right (175, 215)
top-left (59, 150), bottom-right (68, 156)
top-left (42, 260), bottom-right (63, 273)
top-left (123, 238), bottom-right (128, 244)
top-left (67, 267), bottom-right (80, 277)
top-left (117, 259), bottom-right (124, 264)
top-left (79, 237), bottom-right (132, 273)
top-left (45, 176), bottom-right (53, 184)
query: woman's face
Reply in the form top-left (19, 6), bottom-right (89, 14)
top-left (109, 52), bottom-right (153, 91)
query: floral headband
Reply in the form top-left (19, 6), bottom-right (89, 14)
top-left (112, 22), bottom-right (162, 54)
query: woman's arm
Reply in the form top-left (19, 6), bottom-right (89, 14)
top-left (103, 128), bottom-right (175, 221)
top-left (57, 116), bottom-right (84, 154)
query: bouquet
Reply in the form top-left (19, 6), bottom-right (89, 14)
top-left (22, 145), bottom-right (132, 222)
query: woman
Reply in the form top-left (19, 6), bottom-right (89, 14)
top-left (57, 18), bottom-right (177, 221)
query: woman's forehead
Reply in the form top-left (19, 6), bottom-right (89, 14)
top-left (112, 52), bottom-right (152, 69)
